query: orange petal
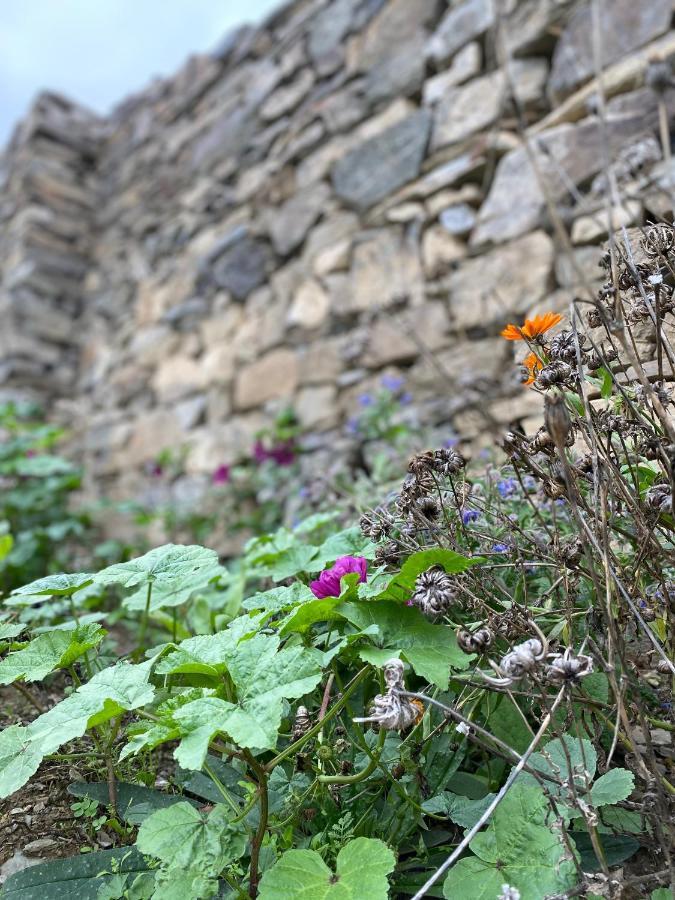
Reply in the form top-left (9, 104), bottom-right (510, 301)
top-left (501, 323), bottom-right (524, 340)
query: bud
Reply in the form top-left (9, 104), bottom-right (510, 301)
top-left (544, 393), bottom-right (573, 449)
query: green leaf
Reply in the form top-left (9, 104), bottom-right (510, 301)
top-left (0, 624), bottom-right (104, 685)
top-left (650, 890), bottom-right (673, 900)
top-left (339, 601), bottom-right (469, 689)
top-left (443, 784), bottom-right (577, 900)
top-left (597, 367), bottom-right (613, 400)
top-left (422, 791), bottom-right (496, 829)
top-left (278, 595), bottom-right (346, 635)
top-left (590, 768), bottom-right (634, 807)
top-left (571, 831), bottom-right (640, 871)
top-left (0, 847), bottom-right (148, 899)
top-left (242, 582), bottom-right (315, 619)
top-left (11, 572), bottom-right (94, 597)
top-left (136, 801), bottom-right (246, 872)
top-left (306, 527), bottom-right (377, 571)
top-left (11, 455), bottom-right (75, 477)
top-left (123, 563), bottom-right (225, 612)
top-left (485, 696), bottom-right (533, 755)
top-left (258, 837), bottom-right (396, 900)
top-left (373, 549), bottom-right (483, 602)
top-left (0, 660), bottom-right (155, 798)
top-left (0, 622), bottom-right (24, 641)
top-left (517, 735), bottom-right (597, 805)
top-left (174, 633), bottom-right (322, 759)
top-left (94, 544), bottom-right (218, 590)
top-left (268, 545), bottom-right (318, 582)
top-left (67, 782), bottom-right (193, 824)
top-left (0, 533), bottom-right (13, 563)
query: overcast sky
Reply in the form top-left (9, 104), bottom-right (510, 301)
top-left (0, 0), bottom-right (281, 146)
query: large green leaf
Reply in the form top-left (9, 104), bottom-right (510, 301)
top-left (94, 544), bottom-right (218, 590)
top-left (0, 660), bottom-right (155, 798)
top-left (242, 582), bottom-right (315, 617)
top-left (136, 801), bottom-right (246, 872)
top-left (366, 549), bottom-right (483, 603)
top-left (339, 601), bottom-right (469, 689)
top-left (590, 768), bottom-right (635, 807)
top-left (67, 781), bottom-right (194, 824)
top-left (517, 734), bottom-right (597, 802)
top-left (173, 633), bottom-right (322, 760)
top-left (422, 791), bottom-right (497, 829)
top-left (258, 837), bottom-right (396, 900)
top-left (10, 572), bottom-right (94, 597)
top-left (0, 847), bottom-right (148, 899)
top-left (443, 785), bottom-right (577, 900)
top-left (306, 527), bottom-right (376, 571)
top-left (123, 563), bottom-right (225, 612)
top-left (0, 624), bottom-right (104, 685)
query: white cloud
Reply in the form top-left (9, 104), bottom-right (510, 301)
top-left (0, 0), bottom-right (281, 145)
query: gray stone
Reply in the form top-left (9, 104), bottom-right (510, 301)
top-left (439, 203), bottom-right (476, 235)
top-left (426, 0), bottom-right (495, 68)
top-left (549, 0), bottom-right (671, 101)
top-left (267, 182), bottom-right (331, 256)
top-left (175, 395), bottom-right (207, 430)
top-left (332, 110), bottom-right (432, 210)
top-left (259, 69), bottom-right (315, 122)
top-left (210, 231), bottom-right (276, 300)
top-left (308, 0), bottom-right (357, 70)
top-left (363, 30), bottom-right (427, 104)
top-left (348, 0), bottom-right (438, 72)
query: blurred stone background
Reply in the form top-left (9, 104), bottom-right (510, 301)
top-left (1, 0), bottom-right (675, 511)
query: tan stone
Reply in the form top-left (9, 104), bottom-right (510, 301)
top-left (152, 355), bottom-right (207, 402)
top-left (295, 385), bottom-right (338, 429)
top-left (298, 339), bottom-right (344, 385)
top-left (234, 348), bottom-right (300, 410)
top-left (185, 414), bottom-right (266, 472)
top-left (409, 337), bottom-right (508, 388)
top-left (364, 303), bottom-right (451, 367)
top-left (571, 201), bottom-right (641, 244)
top-left (422, 227), bottom-right (467, 278)
top-left (199, 306), bottom-right (244, 349)
top-left (200, 343), bottom-right (235, 384)
top-left (349, 228), bottom-right (422, 312)
top-left (426, 185), bottom-right (482, 218)
top-left (423, 43), bottom-right (482, 105)
top-left (125, 410), bottom-right (183, 466)
top-left (313, 240), bottom-right (351, 276)
top-left (288, 280), bottom-right (331, 329)
top-left (135, 268), bottom-right (193, 326)
top-left (448, 231), bottom-right (554, 329)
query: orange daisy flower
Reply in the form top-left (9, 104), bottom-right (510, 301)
top-left (501, 312), bottom-right (563, 341)
top-left (522, 352), bottom-right (544, 386)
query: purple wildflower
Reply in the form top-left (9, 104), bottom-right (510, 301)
top-left (346, 417), bottom-right (361, 435)
top-left (462, 509), bottom-right (480, 525)
top-left (381, 374), bottom-right (404, 392)
top-left (497, 478), bottom-right (517, 499)
top-left (310, 556), bottom-right (368, 599)
top-left (492, 543), bottom-right (509, 553)
top-left (399, 391), bottom-right (413, 405)
top-left (358, 393), bottom-right (374, 407)
top-left (212, 464), bottom-right (230, 485)
top-left (444, 436), bottom-right (459, 448)
top-left (253, 439), bottom-right (295, 466)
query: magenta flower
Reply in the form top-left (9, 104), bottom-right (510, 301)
top-left (253, 439), bottom-right (296, 466)
top-left (212, 464), bottom-right (230, 485)
top-left (310, 556), bottom-right (368, 599)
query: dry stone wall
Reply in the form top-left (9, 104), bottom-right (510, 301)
top-left (2, 0), bottom-right (675, 509)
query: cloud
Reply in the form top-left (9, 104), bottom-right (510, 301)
top-left (0, 0), bottom-right (280, 145)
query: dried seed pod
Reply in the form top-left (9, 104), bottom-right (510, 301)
top-left (383, 658), bottom-right (405, 690)
top-left (645, 483), bottom-right (673, 514)
top-left (416, 495), bottom-right (441, 521)
top-left (433, 447), bottom-right (465, 476)
top-left (484, 633), bottom-right (548, 686)
top-left (412, 566), bottom-right (457, 617)
top-left (339, 759), bottom-right (353, 775)
top-left (657, 659), bottom-right (672, 674)
top-left (535, 361), bottom-right (573, 390)
top-left (549, 330), bottom-right (579, 363)
top-left (641, 222), bottom-right (675, 258)
top-left (408, 450), bottom-right (435, 477)
top-left (561, 538), bottom-right (583, 567)
top-left (375, 540), bottom-right (404, 568)
top-left (544, 393), bottom-right (573, 448)
top-left (457, 626), bottom-right (494, 654)
top-left (292, 706), bottom-right (312, 742)
top-left (586, 345), bottom-right (618, 371)
top-left (353, 690), bottom-right (422, 731)
top-left (359, 508), bottom-right (392, 542)
top-left (545, 649), bottom-right (594, 685)
top-left (586, 307), bottom-right (604, 329)
top-left (391, 762), bottom-right (406, 780)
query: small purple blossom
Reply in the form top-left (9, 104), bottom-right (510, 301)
top-left (381, 374), bottom-right (404, 392)
top-left (253, 439), bottom-right (296, 466)
top-left (358, 393), bottom-right (374, 407)
top-left (346, 417), bottom-right (361, 435)
top-left (212, 464), bottom-right (230, 485)
top-left (310, 556), bottom-right (368, 599)
top-left (399, 391), bottom-right (413, 405)
top-left (462, 509), bottom-right (480, 525)
top-left (497, 478), bottom-right (517, 499)
top-left (444, 436), bottom-right (459, 448)
top-left (492, 543), bottom-right (509, 553)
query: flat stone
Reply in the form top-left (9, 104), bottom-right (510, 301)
top-left (175, 395), bottom-right (207, 430)
top-left (426, 0), bottom-right (495, 68)
top-left (295, 384), bottom-right (338, 429)
top-left (347, 0), bottom-right (438, 72)
top-left (423, 43), bottom-right (482, 105)
top-left (349, 228), bottom-right (422, 311)
top-left (448, 230), bottom-right (554, 329)
top-left (126, 410), bottom-right (183, 467)
top-left (549, 0), bottom-right (671, 101)
top-left (200, 342), bottom-right (235, 384)
top-left (259, 69), bottom-right (315, 122)
top-left (308, 0), bottom-right (357, 73)
top-left (364, 303), bottom-right (451, 367)
top-left (267, 182), bottom-right (331, 256)
top-left (422, 226), bottom-right (467, 278)
top-left (0, 851), bottom-right (41, 884)
top-left (298, 338), bottom-right (344, 385)
top-left (288, 279), bottom-right (331, 330)
top-left (210, 230), bottom-right (276, 300)
top-left (332, 110), bottom-right (432, 210)
top-left (432, 71), bottom-right (504, 151)
top-left (554, 245), bottom-right (604, 287)
top-left (571, 201), bottom-right (641, 244)
top-left (234, 348), bottom-right (300, 410)
top-left (439, 203), bottom-right (477, 235)
top-left (152, 355), bottom-right (206, 402)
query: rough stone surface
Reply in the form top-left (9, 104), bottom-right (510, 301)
top-left (2, 0), bottom-right (675, 510)
top-left (549, 0), bottom-right (671, 101)
top-left (332, 110), bottom-right (432, 210)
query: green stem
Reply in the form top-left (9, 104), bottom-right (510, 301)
top-left (244, 751), bottom-right (268, 900)
top-left (318, 728), bottom-right (386, 784)
top-left (137, 581), bottom-right (153, 652)
top-left (265, 667), bottom-right (369, 772)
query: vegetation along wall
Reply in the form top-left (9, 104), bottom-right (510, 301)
top-left (2, 0), bottom-right (675, 514)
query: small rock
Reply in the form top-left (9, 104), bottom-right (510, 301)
top-left (287, 280), bottom-right (331, 330)
top-left (426, 0), bottom-right (495, 68)
top-left (439, 204), bottom-right (476, 235)
top-left (267, 183), bottom-right (331, 256)
top-left (259, 69), bottom-right (315, 122)
top-left (209, 230), bottom-right (276, 301)
top-left (24, 838), bottom-right (58, 855)
top-left (423, 43), bottom-right (482, 105)
top-left (431, 70), bottom-right (504, 150)
top-left (422, 226), bottom-right (467, 278)
top-left (234, 348), bottom-right (300, 410)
